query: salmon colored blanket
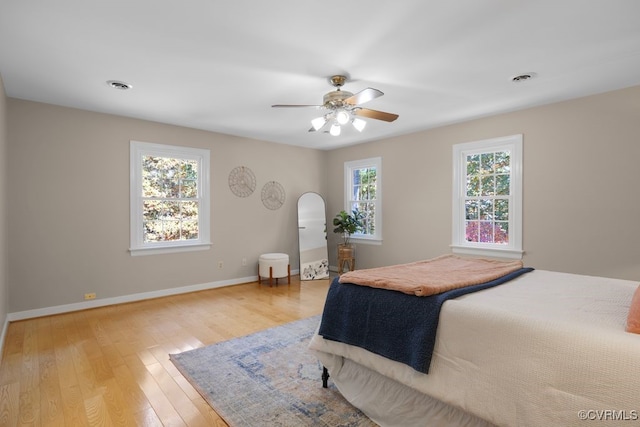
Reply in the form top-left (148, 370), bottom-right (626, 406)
top-left (338, 254), bottom-right (524, 296)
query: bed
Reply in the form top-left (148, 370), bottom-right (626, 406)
top-left (308, 255), bottom-right (640, 427)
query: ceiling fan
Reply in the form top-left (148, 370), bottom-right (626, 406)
top-left (272, 75), bottom-right (399, 136)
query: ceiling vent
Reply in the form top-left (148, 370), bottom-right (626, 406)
top-left (107, 80), bottom-right (132, 90)
top-left (511, 73), bottom-right (535, 82)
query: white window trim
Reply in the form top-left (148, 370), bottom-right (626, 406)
top-left (344, 157), bottom-right (382, 245)
top-left (130, 141), bottom-right (211, 256)
top-left (451, 134), bottom-right (523, 259)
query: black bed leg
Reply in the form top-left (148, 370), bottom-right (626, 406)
top-left (322, 366), bottom-right (330, 388)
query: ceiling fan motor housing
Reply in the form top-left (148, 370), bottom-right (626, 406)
top-left (323, 90), bottom-right (354, 109)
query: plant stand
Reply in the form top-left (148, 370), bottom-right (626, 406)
top-left (337, 244), bottom-right (355, 274)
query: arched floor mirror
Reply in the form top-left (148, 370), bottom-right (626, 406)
top-left (297, 192), bottom-right (329, 280)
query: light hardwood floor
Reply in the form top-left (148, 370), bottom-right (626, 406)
top-left (0, 276), bottom-right (332, 426)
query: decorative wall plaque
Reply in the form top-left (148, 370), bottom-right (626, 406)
top-left (228, 166), bottom-right (256, 198)
top-left (261, 181), bottom-right (285, 210)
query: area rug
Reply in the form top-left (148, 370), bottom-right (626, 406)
top-left (169, 315), bottom-right (377, 426)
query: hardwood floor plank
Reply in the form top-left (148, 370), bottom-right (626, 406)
top-left (111, 364), bottom-right (152, 420)
top-left (58, 383), bottom-right (89, 426)
top-left (132, 406), bottom-right (163, 427)
top-left (84, 393), bottom-right (114, 427)
top-left (0, 354), bottom-right (21, 385)
top-left (146, 346), bottom-right (180, 379)
top-left (96, 378), bottom-right (139, 427)
top-left (54, 345), bottom-right (88, 426)
top-left (0, 276), bottom-right (332, 426)
top-left (145, 362), bottom-right (210, 426)
top-left (90, 355), bottom-right (114, 384)
top-left (0, 382), bottom-right (20, 427)
top-left (3, 321), bottom-right (25, 358)
top-left (37, 349), bottom-right (64, 426)
top-left (98, 344), bottom-right (126, 371)
top-left (170, 375), bottom-right (199, 401)
top-left (71, 344), bottom-right (100, 402)
top-left (18, 321), bottom-right (40, 426)
top-left (135, 369), bottom-right (186, 427)
top-left (191, 398), bottom-right (227, 427)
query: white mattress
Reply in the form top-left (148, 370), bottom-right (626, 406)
top-left (309, 270), bottom-right (640, 427)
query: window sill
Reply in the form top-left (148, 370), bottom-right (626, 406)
top-left (350, 236), bottom-right (382, 246)
top-left (450, 245), bottom-right (523, 260)
top-left (129, 242), bottom-right (212, 256)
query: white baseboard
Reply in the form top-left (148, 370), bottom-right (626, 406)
top-left (6, 270), bottom-right (298, 322)
top-left (0, 270), bottom-right (301, 361)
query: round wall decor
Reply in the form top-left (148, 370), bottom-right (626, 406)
top-left (228, 166), bottom-right (256, 198)
top-left (261, 181), bottom-right (285, 210)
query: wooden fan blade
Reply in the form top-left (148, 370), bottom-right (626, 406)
top-left (271, 104), bottom-right (322, 108)
top-left (355, 108), bottom-right (399, 122)
top-left (344, 88), bottom-right (383, 105)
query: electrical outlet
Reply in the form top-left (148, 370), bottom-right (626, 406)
top-left (242, 257), bottom-right (247, 266)
top-left (218, 261), bottom-right (224, 269)
top-left (84, 292), bottom-right (96, 300)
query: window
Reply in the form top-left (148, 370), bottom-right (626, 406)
top-left (344, 157), bottom-right (382, 244)
top-left (452, 135), bottom-right (523, 259)
top-left (130, 141), bottom-right (211, 255)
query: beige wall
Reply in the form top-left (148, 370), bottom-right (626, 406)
top-left (7, 99), bottom-right (327, 312)
top-left (6, 85), bottom-right (640, 314)
top-left (326, 85), bottom-right (640, 281)
top-left (0, 75), bottom-right (7, 329)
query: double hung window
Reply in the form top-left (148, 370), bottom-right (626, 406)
top-left (452, 135), bottom-right (523, 259)
top-left (344, 157), bottom-right (382, 243)
top-left (130, 141), bottom-right (211, 255)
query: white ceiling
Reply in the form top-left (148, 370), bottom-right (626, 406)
top-left (1, 1), bottom-right (640, 150)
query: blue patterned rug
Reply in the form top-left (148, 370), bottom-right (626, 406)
top-left (170, 315), bottom-right (377, 426)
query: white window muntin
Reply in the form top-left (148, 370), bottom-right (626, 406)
top-left (452, 134), bottom-right (523, 259)
top-left (344, 157), bottom-right (382, 244)
top-left (130, 141), bottom-right (211, 256)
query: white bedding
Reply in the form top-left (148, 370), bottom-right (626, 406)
top-left (309, 270), bottom-right (640, 427)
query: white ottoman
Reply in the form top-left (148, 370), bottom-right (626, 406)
top-left (258, 253), bottom-right (290, 287)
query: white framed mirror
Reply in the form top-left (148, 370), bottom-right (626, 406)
top-left (297, 192), bottom-right (329, 280)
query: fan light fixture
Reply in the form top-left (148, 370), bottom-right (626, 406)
top-left (310, 109), bottom-right (367, 136)
top-left (311, 116), bottom-right (327, 131)
top-left (336, 109), bottom-right (350, 125)
top-left (274, 74), bottom-right (399, 137)
top-left (352, 118), bottom-right (367, 132)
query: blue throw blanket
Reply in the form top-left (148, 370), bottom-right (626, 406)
top-left (318, 267), bottom-right (534, 373)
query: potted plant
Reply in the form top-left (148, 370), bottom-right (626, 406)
top-left (333, 209), bottom-right (364, 244)
top-left (333, 210), bottom-right (364, 271)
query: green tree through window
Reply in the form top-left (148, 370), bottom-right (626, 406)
top-left (142, 156), bottom-right (199, 242)
top-left (464, 151), bottom-right (510, 244)
top-left (130, 141), bottom-right (211, 255)
top-left (345, 157), bottom-right (382, 243)
top-left (452, 135), bottom-right (522, 259)
top-left (351, 167), bottom-right (377, 235)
